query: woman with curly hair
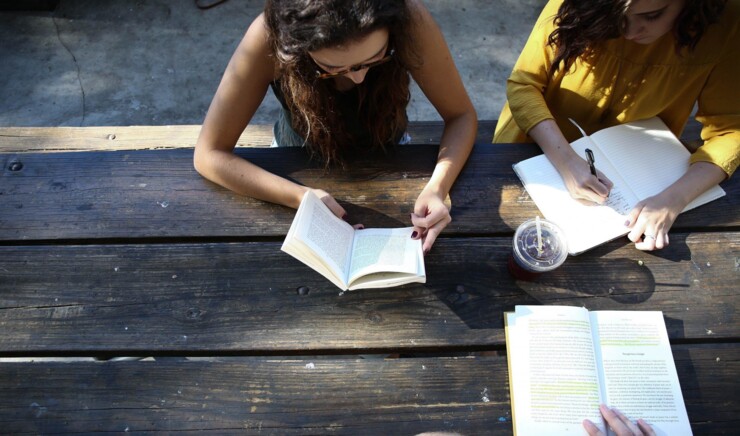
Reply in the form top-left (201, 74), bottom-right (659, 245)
top-left (495, 0), bottom-right (739, 251)
top-left (194, 0), bottom-right (477, 253)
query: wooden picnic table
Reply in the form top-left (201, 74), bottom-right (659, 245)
top-left (0, 121), bottom-right (737, 434)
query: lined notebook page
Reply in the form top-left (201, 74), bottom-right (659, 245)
top-left (593, 117), bottom-right (725, 211)
top-left (513, 146), bottom-right (638, 255)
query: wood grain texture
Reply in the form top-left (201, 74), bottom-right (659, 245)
top-left (0, 232), bottom-right (735, 354)
top-left (0, 121), bottom-right (498, 152)
top-left (0, 344), bottom-right (735, 434)
top-left (0, 118), bottom-right (705, 153)
top-left (2, 144), bottom-right (737, 241)
top-left (0, 119), bottom-right (735, 432)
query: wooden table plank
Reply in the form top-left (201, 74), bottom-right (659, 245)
top-left (2, 145), bottom-right (737, 241)
top-left (0, 344), bottom-right (736, 434)
top-left (0, 121), bottom-right (498, 153)
top-left (0, 232), bottom-right (735, 354)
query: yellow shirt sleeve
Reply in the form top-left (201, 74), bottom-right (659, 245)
top-left (503, 0), bottom-right (562, 136)
top-left (691, 31), bottom-right (740, 177)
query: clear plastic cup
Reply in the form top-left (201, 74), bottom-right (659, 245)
top-left (508, 218), bottom-right (568, 280)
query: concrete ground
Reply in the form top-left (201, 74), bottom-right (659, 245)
top-left (0, 0), bottom-right (546, 128)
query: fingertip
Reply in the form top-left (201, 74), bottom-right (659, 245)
top-left (582, 418), bottom-right (600, 436)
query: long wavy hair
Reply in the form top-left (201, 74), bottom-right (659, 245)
top-left (263, 0), bottom-right (419, 165)
top-left (547, 0), bottom-right (727, 76)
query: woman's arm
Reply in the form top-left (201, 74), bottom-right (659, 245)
top-left (529, 120), bottom-right (613, 204)
top-left (406, 0), bottom-right (477, 252)
top-left (194, 14), bottom-right (314, 211)
top-left (628, 22), bottom-right (739, 251)
top-left (626, 162), bottom-right (726, 250)
top-left (502, 0), bottom-right (613, 203)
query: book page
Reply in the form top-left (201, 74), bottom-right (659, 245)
top-left (347, 227), bottom-right (422, 285)
top-left (286, 191), bottom-right (355, 287)
top-left (506, 305), bottom-right (605, 435)
top-left (593, 117), bottom-right (725, 211)
top-left (591, 311), bottom-right (691, 436)
top-left (513, 141), bottom-right (639, 254)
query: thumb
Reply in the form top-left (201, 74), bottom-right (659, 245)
top-left (625, 201), bottom-right (644, 228)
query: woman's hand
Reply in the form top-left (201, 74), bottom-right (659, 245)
top-left (528, 120), bottom-right (613, 204)
top-left (559, 155), bottom-right (614, 204)
top-left (583, 404), bottom-right (655, 436)
top-left (311, 188), bottom-right (347, 220)
top-left (410, 188), bottom-right (451, 254)
top-left (625, 191), bottom-right (684, 250)
top-left (625, 162), bottom-right (727, 251)
top-left (311, 188), bottom-right (364, 229)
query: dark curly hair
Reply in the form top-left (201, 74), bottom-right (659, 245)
top-left (263, 0), bottom-right (419, 165)
top-left (547, 0), bottom-right (727, 77)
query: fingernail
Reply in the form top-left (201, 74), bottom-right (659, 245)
top-left (411, 231), bottom-right (418, 239)
top-left (423, 248), bottom-right (430, 255)
top-left (624, 220), bottom-right (630, 226)
top-left (342, 214), bottom-right (348, 222)
top-left (358, 225), bottom-right (364, 230)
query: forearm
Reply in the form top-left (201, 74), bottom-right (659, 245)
top-left (423, 111), bottom-right (477, 197)
top-left (660, 161), bottom-right (726, 209)
top-left (194, 147), bottom-right (307, 209)
top-left (528, 119), bottom-right (579, 171)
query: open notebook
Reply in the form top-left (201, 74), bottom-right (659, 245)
top-left (513, 117), bottom-right (726, 255)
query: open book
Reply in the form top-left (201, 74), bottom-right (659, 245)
top-left (505, 306), bottom-right (691, 436)
top-left (281, 190), bottom-right (425, 291)
top-left (513, 117), bottom-right (726, 254)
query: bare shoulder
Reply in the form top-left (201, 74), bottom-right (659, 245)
top-left (406, 0), bottom-right (437, 31)
top-left (405, 0), bottom-right (446, 55)
top-left (231, 13), bottom-right (279, 82)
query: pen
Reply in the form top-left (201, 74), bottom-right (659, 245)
top-left (585, 148), bottom-right (597, 177)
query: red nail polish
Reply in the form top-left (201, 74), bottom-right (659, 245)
top-left (342, 214), bottom-right (348, 222)
top-left (411, 231), bottom-right (418, 239)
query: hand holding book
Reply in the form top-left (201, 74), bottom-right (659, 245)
top-left (281, 191), bottom-right (426, 291)
top-left (583, 404), bottom-right (656, 436)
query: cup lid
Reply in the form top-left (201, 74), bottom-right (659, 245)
top-left (512, 218), bottom-right (568, 272)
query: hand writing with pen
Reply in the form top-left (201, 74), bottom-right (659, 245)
top-left (558, 147), bottom-right (614, 205)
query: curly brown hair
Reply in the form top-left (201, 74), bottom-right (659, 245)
top-left (547, 0), bottom-right (727, 77)
top-left (263, 0), bottom-right (420, 166)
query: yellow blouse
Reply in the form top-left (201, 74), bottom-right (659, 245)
top-left (493, 0), bottom-right (740, 177)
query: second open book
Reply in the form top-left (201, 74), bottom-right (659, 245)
top-left (505, 306), bottom-right (692, 436)
top-left (281, 190), bottom-right (425, 291)
top-left (513, 117), bottom-right (726, 255)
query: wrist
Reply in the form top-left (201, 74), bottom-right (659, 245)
top-left (290, 185), bottom-right (310, 209)
top-left (421, 181), bottom-right (446, 200)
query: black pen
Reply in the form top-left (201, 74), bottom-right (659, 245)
top-left (585, 148), bottom-right (597, 177)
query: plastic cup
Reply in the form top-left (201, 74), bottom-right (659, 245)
top-left (508, 218), bottom-right (568, 280)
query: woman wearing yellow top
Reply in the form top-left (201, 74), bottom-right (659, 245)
top-left (495, 0), bottom-right (739, 251)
